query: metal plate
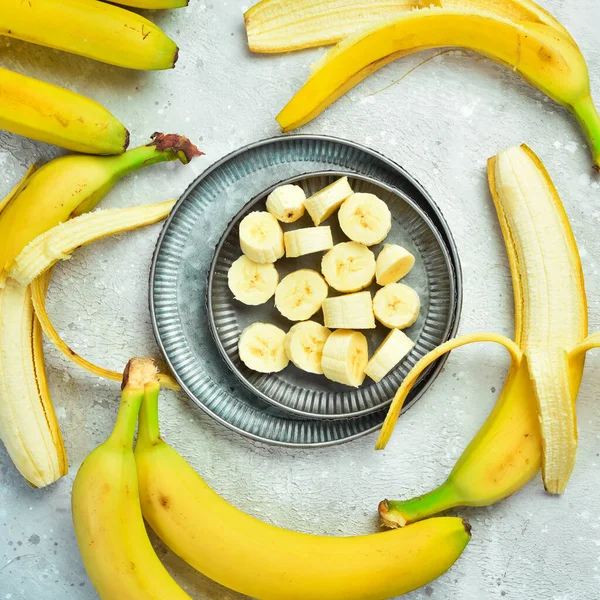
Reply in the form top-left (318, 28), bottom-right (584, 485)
top-left (150, 134), bottom-right (462, 446)
top-left (207, 171), bottom-right (456, 418)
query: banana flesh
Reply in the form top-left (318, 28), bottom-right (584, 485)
top-left (228, 255), bottom-right (279, 305)
top-left (72, 360), bottom-right (193, 600)
top-left (245, 0), bottom-right (572, 53)
top-left (338, 193), bottom-right (392, 246)
top-left (240, 211), bottom-right (285, 263)
top-left (238, 323), bottom-right (289, 373)
top-left (376, 244), bottom-right (415, 285)
top-left (373, 283), bottom-right (420, 329)
top-left (275, 269), bottom-right (328, 321)
top-left (276, 9), bottom-right (600, 169)
top-left (0, 68), bottom-right (128, 155)
top-left (322, 290), bottom-right (375, 329)
top-left (1, 0), bottom-right (178, 70)
top-left (284, 226), bottom-right (333, 257)
top-left (321, 241), bottom-right (375, 292)
top-left (304, 176), bottom-right (353, 225)
top-left (321, 328), bottom-right (368, 386)
top-left (284, 321), bottom-right (331, 374)
top-left (135, 381), bottom-right (472, 599)
top-left (365, 328), bottom-right (414, 383)
top-left (266, 184), bottom-right (306, 223)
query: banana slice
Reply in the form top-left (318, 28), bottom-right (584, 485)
top-left (304, 176), bottom-right (354, 225)
top-left (227, 255), bottom-right (279, 306)
top-left (284, 226), bottom-right (333, 258)
top-left (321, 329), bottom-right (369, 387)
top-left (376, 244), bottom-right (415, 285)
top-left (238, 322), bottom-right (289, 373)
top-left (322, 290), bottom-right (375, 329)
top-left (284, 321), bottom-right (331, 374)
top-left (373, 283), bottom-right (420, 329)
top-left (239, 211), bottom-right (285, 263)
top-left (266, 184), bottom-right (306, 223)
top-left (275, 269), bottom-right (328, 321)
top-left (364, 329), bottom-right (414, 383)
top-left (338, 193), bottom-right (392, 246)
top-left (321, 241), bottom-right (375, 293)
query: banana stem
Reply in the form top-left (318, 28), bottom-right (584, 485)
top-left (375, 333), bottom-right (522, 451)
top-left (379, 481), bottom-right (460, 528)
top-left (137, 381), bottom-right (162, 448)
top-left (572, 94), bottom-right (600, 171)
top-left (109, 387), bottom-right (144, 448)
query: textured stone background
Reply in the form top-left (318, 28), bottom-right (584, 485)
top-left (1, 1), bottom-right (600, 598)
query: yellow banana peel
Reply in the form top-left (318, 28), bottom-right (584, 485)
top-left (245, 0), bottom-right (573, 53)
top-left (276, 9), bottom-right (600, 170)
top-left (377, 146), bottom-right (599, 529)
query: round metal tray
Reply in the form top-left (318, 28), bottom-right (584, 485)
top-left (150, 134), bottom-right (462, 446)
top-left (207, 171), bottom-right (456, 418)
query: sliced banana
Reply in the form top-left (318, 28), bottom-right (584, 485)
top-left (239, 211), bottom-right (285, 263)
top-left (284, 321), bottom-right (331, 374)
top-left (284, 226), bottom-right (333, 258)
top-left (275, 269), bottom-right (328, 321)
top-left (266, 184), bottom-right (306, 223)
top-left (304, 176), bottom-right (354, 226)
top-left (321, 241), bottom-right (375, 293)
top-left (376, 244), bottom-right (415, 286)
top-left (238, 322), bottom-right (289, 373)
top-left (373, 283), bottom-right (420, 329)
top-left (227, 255), bottom-right (279, 306)
top-left (364, 329), bottom-right (414, 383)
top-left (321, 329), bottom-right (369, 387)
top-left (322, 290), bottom-right (375, 329)
top-left (338, 193), bottom-right (392, 246)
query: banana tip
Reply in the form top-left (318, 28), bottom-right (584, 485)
top-left (462, 519), bottom-right (472, 537)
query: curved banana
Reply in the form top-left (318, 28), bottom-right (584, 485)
top-left (135, 379), bottom-right (471, 600)
top-left (276, 9), bottom-right (600, 170)
top-left (245, 0), bottom-right (572, 53)
top-left (72, 359), bottom-right (192, 600)
top-left (377, 145), bottom-right (594, 526)
top-left (0, 68), bottom-right (128, 155)
top-left (0, 0), bottom-right (178, 70)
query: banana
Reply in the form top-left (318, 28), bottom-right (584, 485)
top-left (0, 68), bottom-right (128, 155)
top-left (0, 133), bottom-right (201, 285)
top-left (134, 379), bottom-right (472, 599)
top-left (304, 176), bottom-right (354, 225)
top-left (228, 255), bottom-right (279, 305)
top-left (266, 184), bottom-right (306, 222)
top-left (275, 269), bottom-right (328, 321)
top-left (284, 320), bottom-right (331, 374)
top-left (8, 201), bottom-right (175, 286)
top-left (376, 244), bottom-right (415, 285)
top-left (377, 146), bottom-right (598, 518)
top-left (72, 359), bottom-right (193, 600)
top-left (1, 0), bottom-right (178, 70)
top-left (276, 9), bottom-right (600, 170)
top-left (322, 290), bottom-right (375, 329)
top-left (373, 283), bottom-right (420, 329)
top-left (338, 193), bottom-right (392, 246)
top-left (284, 226), bottom-right (334, 258)
top-left (321, 329), bottom-right (368, 386)
top-left (245, 0), bottom-right (571, 53)
top-left (111, 0), bottom-right (188, 7)
top-left (364, 328), bottom-right (414, 383)
top-left (321, 241), bottom-right (376, 292)
top-left (240, 211), bottom-right (285, 263)
top-left (238, 323), bottom-right (289, 373)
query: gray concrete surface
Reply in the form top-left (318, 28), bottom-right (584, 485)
top-left (1, 1), bottom-right (600, 598)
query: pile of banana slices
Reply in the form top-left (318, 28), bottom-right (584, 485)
top-left (228, 176), bottom-right (419, 387)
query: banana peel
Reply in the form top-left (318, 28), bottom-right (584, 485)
top-left (275, 8), bottom-right (600, 170)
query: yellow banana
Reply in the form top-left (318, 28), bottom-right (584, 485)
top-left (0, 68), bottom-right (128, 155)
top-left (276, 9), bottom-right (600, 170)
top-left (72, 359), bottom-right (192, 600)
top-left (245, 0), bottom-right (572, 53)
top-left (376, 145), bottom-right (600, 527)
top-left (111, 0), bottom-right (188, 7)
top-left (0, 0), bottom-right (178, 70)
top-left (134, 377), bottom-right (471, 600)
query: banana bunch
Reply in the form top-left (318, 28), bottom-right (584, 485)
top-left (230, 180), bottom-right (419, 385)
top-left (376, 147), bottom-right (600, 523)
top-left (246, 0), bottom-right (600, 169)
top-left (0, 134), bottom-right (200, 487)
top-left (72, 359), bottom-right (472, 600)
